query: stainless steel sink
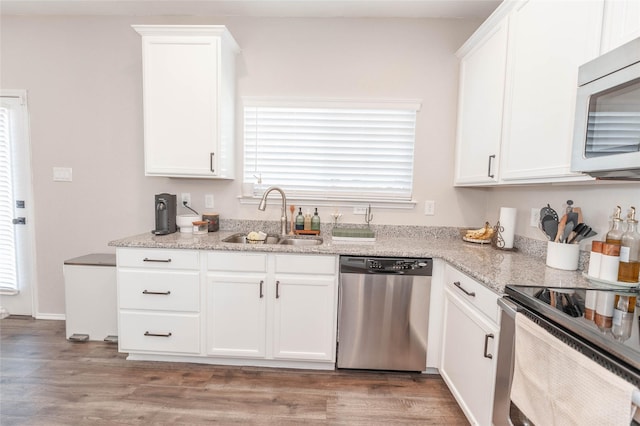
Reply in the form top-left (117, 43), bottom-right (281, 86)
top-left (278, 237), bottom-right (323, 246)
top-left (221, 233), bottom-right (280, 244)
top-left (221, 233), bottom-right (323, 246)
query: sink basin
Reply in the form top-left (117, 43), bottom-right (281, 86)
top-left (222, 233), bottom-right (280, 244)
top-left (222, 233), bottom-right (323, 246)
top-left (278, 237), bottom-right (323, 246)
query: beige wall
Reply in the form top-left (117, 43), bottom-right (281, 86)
top-left (4, 15), bottom-right (637, 317)
top-left (1, 15), bottom-right (486, 316)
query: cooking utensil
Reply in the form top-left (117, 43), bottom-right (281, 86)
top-left (289, 205), bottom-right (295, 235)
top-left (540, 204), bottom-right (559, 240)
top-left (554, 214), bottom-right (567, 243)
top-left (567, 223), bottom-right (585, 244)
top-left (562, 221), bottom-right (575, 243)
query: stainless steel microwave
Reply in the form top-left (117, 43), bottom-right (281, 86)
top-left (571, 37), bottom-right (640, 180)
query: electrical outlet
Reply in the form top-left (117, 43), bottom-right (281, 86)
top-left (205, 194), bottom-right (214, 209)
top-left (424, 200), bottom-right (435, 216)
top-left (530, 207), bottom-right (540, 227)
top-left (353, 207), bottom-right (367, 215)
top-left (181, 193), bottom-right (191, 206)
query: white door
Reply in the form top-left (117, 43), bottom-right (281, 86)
top-left (0, 90), bottom-right (37, 316)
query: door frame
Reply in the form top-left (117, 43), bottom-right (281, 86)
top-left (0, 89), bottom-right (38, 317)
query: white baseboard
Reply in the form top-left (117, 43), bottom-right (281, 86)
top-left (34, 313), bottom-right (65, 321)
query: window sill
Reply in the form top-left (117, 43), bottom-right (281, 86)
top-left (238, 195), bottom-right (417, 210)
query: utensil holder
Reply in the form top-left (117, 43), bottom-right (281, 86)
top-left (546, 241), bottom-right (579, 271)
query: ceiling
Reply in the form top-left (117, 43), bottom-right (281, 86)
top-left (0, 0), bottom-right (502, 19)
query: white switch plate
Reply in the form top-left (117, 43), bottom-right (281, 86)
top-left (205, 194), bottom-right (214, 209)
top-left (530, 207), bottom-right (540, 227)
top-left (53, 167), bottom-right (72, 182)
top-left (181, 193), bottom-right (191, 206)
top-left (424, 200), bottom-right (435, 216)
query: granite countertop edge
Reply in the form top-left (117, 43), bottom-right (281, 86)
top-left (109, 229), bottom-right (590, 294)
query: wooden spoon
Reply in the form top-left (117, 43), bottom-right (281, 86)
top-left (289, 205), bottom-right (295, 235)
top-left (554, 214), bottom-right (567, 243)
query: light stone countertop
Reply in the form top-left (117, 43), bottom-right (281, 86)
top-left (109, 225), bottom-right (589, 294)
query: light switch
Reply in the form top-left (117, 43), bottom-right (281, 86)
top-left (424, 200), bottom-right (435, 216)
top-left (205, 194), bottom-right (215, 209)
top-left (53, 167), bottom-right (72, 182)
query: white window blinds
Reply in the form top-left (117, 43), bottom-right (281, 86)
top-left (0, 104), bottom-right (18, 292)
top-left (243, 100), bottom-right (419, 201)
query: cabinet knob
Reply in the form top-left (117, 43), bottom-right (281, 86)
top-left (259, 280), bottom-right (264, 298)
top-left (276, 280), bottom-right (280, 299)
top-left (210, 152), bottom-right (215, 173)
top-left (144, 331), bottom-right (172, 338)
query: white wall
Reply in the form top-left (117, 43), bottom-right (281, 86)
top-left (0, 15), bottom-right (486, 316)
top-left (486, 183), bottom-right (640, 251)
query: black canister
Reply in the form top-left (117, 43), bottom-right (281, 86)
top-left (203, 213), bottom-right (219, 232)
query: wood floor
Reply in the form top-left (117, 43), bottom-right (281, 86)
top-left (0, 317), bottom-right (468, 425)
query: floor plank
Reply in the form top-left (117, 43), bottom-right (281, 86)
top-left (1, 317), bottom-right (468, 425)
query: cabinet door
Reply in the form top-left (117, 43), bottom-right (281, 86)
top-left (206, 273), bottom-right (267, 358)
top-left (142, 34), bottom-right (220, 177)
top-left (601, 0), bottom-right (640, 54)
top-left (454, 17), bottom-right (509, 185)
top-left (440, 288), bottom-right (498, 426)
top-left (500, 0), bottom-right (602, 182)
top-left (272, 275), bottom-right (337, 361)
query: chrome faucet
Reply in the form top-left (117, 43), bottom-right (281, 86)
top-left (258, 186), bottom-right (288, 236)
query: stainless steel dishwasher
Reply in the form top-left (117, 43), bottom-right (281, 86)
top-left (337, 256), bottom-right (432, 372)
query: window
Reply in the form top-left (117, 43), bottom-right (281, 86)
top-left (0, 98), bottom-right (18, 293)
top-left (243, 99), bottom-right (420, 202)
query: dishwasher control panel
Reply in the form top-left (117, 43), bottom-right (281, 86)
top-left (340, 256), bottom-right (433, 275)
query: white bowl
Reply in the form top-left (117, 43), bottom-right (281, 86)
top-left (176, 214), bottom-right (200, 233)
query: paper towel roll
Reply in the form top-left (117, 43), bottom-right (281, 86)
top-left (499, 207), bottom-right (517, 249)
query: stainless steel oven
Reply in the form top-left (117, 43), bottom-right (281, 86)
top-left (494, 285), bottom-right (640, 426)
top-left (571, 36), bottom-right (640, 180)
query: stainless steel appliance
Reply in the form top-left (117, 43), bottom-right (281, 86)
top-left (152, 193), bottom-right (176, 235)
top-left (494, 284), bottom-right (640, 426)
top-left (337, 256), bottom-right (432, 372)
top-left (571, 36), bottom-right (640, 180)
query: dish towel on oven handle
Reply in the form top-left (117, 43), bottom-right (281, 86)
top-left (511, 313), bottom-right (637, 426)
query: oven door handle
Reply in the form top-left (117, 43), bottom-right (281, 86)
top-left (497, 297), bottom-right (520, 319)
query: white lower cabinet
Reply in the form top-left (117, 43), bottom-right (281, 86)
top-left (116, 248), bottom-right (201, 355)
top-left (440, 264), bottom-right (499, 426)
top-left (206, 252), bottom-right (337, 366)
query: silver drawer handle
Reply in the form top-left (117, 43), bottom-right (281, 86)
top-left (453, 281), bottom-right (476, 297)
top-left (142, 290), bottom-right (171, 295)
top-left (144, 331), bottom-right (172, 337)
top-left (143, 258), bottom-right (172, 263)
top-left (484, 333), bottom-right (494, 359)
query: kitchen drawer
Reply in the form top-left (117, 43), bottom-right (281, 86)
top-left (118, 270), bottom-right (200, 312)
top-left (207, 251), bottom-right (267, 272)
top-left (274, 254), bottom-right (336, 275)
top-left (117, 248), bottom-right (199, 270)
top-left (119, 311), bottom-right (200, 354)
top-left (444, 264), bottom-right (499, 324)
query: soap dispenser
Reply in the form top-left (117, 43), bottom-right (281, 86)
top-left (295, 208), bottom-right (304, 231)
top-left (311, 208), bottom-right (321, 232)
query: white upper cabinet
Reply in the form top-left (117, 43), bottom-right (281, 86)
top-left (600, 0), bottom-right (640, 53)
top-left (499, 0), bottom-right (602, 182)
top-left (454, 0), bottom-right (604, 186)
top-left (133, 25), bottom-right (239, 179)
top-left (454, 15), bottom-right (509, 185)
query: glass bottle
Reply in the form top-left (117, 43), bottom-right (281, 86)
top-left (295, 207), bottom-right (304, 231)
top-left (606, 205), bottom-right (625, 245)
top-left (618, 207), bottom-right (640, 283)
top-left (612, 294), bottom-right (636, 341)
top-left (311, 208), bottom-right (321, 231)
top-left (304, 210), bottom-right (312, 231)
